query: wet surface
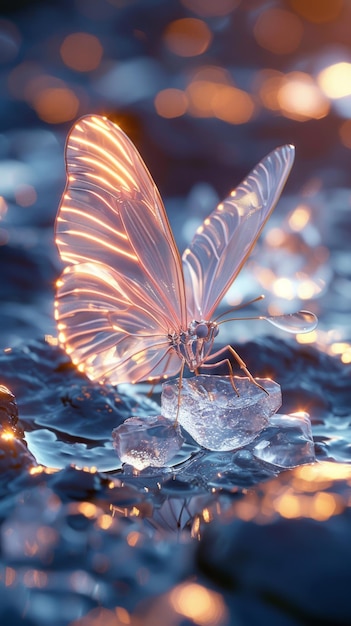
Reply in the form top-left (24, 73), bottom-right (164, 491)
top-left (1, 0), bottom-right (351, 624)
top-left (0, 340), bottom-right (350, 625)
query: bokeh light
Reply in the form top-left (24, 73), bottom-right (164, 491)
top-left (14, 184), bottom-right (37, 207)
top-left (33, 86), bottom-right (80, 124)
top-left (339, 119), bottom-right (351, 148)
top-left (60, 33), bottom-right (103, 72)
top-left (154, 88), bottom-right (188, 118)
top-left (255, 69), bottom-right (284, 111)
top-left (211, 85), bottom-right (255, 124)
top-left (318, 62), bottom-right (351, 99)
top-left (183, 65), bottom-right (254, 124)
top-left (277, 71), bottom-right (329, 121)
top-left (186, 79), bottom-right (219, 117)
top-left (163, 18), bottom-right (213, 57)
top-left (225, 461), bottom-right (351, 525)
top-left (289, 0), bottom-right (344, 23)
top-left (70, 606), bottom-right (131, 626)
top-left (170, 582), bottom-right (228, 625)
top-left (0, 196), bottom-right (8, 219)
top-left (296, 330), bottom-right (318, 344)
top-left (254, 8), bottom-right (303, 55)
top-left (8, 67), bottom-right (81, 124)
top-left (288, 205), bottom-right (311, 231)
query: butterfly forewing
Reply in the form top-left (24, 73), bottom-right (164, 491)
top-left (55, 115), bottom-right (186, 383)
top-left (182, 144), bottom-right (295, 321)
top-left (56, 115), bottom-right (186, 328)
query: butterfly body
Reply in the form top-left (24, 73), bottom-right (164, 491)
top-left (55, 115), bottom-right (317, 387)
top-left (169, 319), bottom-right (219, 372)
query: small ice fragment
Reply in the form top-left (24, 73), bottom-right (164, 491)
top-left (252, 412), bottom-right (315, 468)
top-left (161, 375), bottom-right (281, 451)
top-left (112, 415), bottom-right (184, 470)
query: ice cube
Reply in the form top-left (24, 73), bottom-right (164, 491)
top-left (252, 412), bottom-right (315, 468)
top-left (112, 415), bottom-right (184, 470)
top-left (161, 375), bottom-right (281, 451)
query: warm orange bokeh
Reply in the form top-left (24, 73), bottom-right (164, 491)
top-left (290, 0), bottom-right (344, 23)
top-left (164, 18), bottom-right (212, 57)
top-left (211, 85), bottom-right (255, 124)
top-left (254, 8), bottom-right (303, 55)
top-left (256, 69), bottom-right (284, 111)
top-left (33, 87), bottom-right (79, 123)
top-left (60, 32), bottom-right (103, 72)
top-left (339, 119), bottom-right (351, 148)
top-left (154, 88), bottom-right (188, 118)
top-left (277, 71), bottom-right (329, 121)
top-left (170, 582), bottom-right (228, 625)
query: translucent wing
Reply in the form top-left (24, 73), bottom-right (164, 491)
top-left (56, 115), bottom-right (186, 330)
top-left (182, 145), bottom-right (295, 321)
top-left (55, 115), bottom-right (186, 383)
top-left (55, 263), bottom-right (181, 384)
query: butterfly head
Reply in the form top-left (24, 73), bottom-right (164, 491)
top-left (187, 320), bottom-right (219, 343)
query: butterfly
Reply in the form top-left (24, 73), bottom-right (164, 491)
top-left (55, 115), bottom-right (317, 389)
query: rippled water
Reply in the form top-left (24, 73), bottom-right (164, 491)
top-left (0, 337), bottom-right (351, 626)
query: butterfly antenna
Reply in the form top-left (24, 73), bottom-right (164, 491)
top-left (217, 315), bottom-right (265, 326)
top-left (213, 295), bottom-right (265, 323)
top-left (217, 309), bottom-right (318, 333)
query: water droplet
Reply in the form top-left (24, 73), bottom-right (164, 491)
top-left (265, 310), bottom-right (317, 333)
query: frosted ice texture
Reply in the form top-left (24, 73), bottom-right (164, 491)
top-left (252, 412), bottom-right (315, 468)
top-left (162, 375), bottom-right (281, 451)
top-left (112, 415), bottom-right (184, 470)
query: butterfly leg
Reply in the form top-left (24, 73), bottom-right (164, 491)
top-left (203, 345), bottom-right (268, 394)
top-left (227, 345), bottom-right (268, 394)
top-left (200, 356), bottom-right (239, 395)
top-left (147, 379), bottom-right (159, 398)
top-left (175, 359), bottom-right (186, 426)
top-left (145, 348), bottom-right (180, 397)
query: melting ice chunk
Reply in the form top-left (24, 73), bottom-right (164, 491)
top-left (252, 412), bottom-right (315, 468)
top-left (162, 375), bottom-right (281, 451)
top-left (112, 415), bottom-right (184, 470)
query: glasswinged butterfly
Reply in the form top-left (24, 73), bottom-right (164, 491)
top-left (55, 115), bottom-right (317, 389)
